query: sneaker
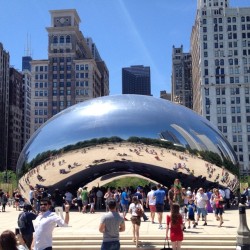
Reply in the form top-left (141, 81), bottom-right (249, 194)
top-left (183, 226), bottom-right (186, 231)
top-left (144, 217), bottom-right (149, 221)
top-left (203, 222), bottom-right (207, 226)
top-left (158, 224), bottom-right (163, 229)
top-left (188, 226), bottom-right (191, 229)
top-left (193, 224), bottom-right (196, 228)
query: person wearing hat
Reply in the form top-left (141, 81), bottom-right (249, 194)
top-left (99, 199), bottom-right (125, 250)
top-left (18, 203), bottom-right (37, 249)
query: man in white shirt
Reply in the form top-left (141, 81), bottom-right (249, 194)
top-left (146, 186), bottom-right (156, 223)
top-left (32, 197), bottom-right (69, 250)
top-left (195, 188), bottom-right (208, 226)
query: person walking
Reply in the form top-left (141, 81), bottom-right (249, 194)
top-left (212, 189), bottom-right (224, 227)
top-left (18, 203), bottom-right (37, 249)
top-left (154, 184), bottom-right (166, 229)
top-left (81, 187), bottom-right (89, 213)
top-left (31, 197), bottom-right (70, 250)
top-left (146, 186), bottom-right (156, 223)
top-left (195, 188), bottom-right (208, 226)
top-left (166, 203), bottom-right (184, 250)
top-left (120, 187), bottom-right (129, 221)
top-left (129, 196), bottom-right (144, 248)
top-left (52, 189), bottom-right (64, 220)
top-left (99, 199), bottom-right (125, 250)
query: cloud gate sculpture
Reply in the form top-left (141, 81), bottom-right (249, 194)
top-left (17, 95), bottom-right (239, 197)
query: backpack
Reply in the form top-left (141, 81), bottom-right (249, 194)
top-left (18, 212), bottom-right (27, 229)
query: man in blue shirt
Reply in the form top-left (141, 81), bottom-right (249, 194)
top-left (153, 184), bottom-right (166, 229)
top-left (120, 187), bottom-right (129, 221)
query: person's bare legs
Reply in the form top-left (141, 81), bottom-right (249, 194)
top-left (135, 224), bottom-right (140, 247)
top-left (158, 212), bottom-right (163, 228)
top-left (172, 241), bottom-right (177, 250)
top-left (176, 241), bottom-right (182, 250)
top-left (132, 224), bottom-right (136, 242)
top-left (151, 211), bottom-right (155, 223)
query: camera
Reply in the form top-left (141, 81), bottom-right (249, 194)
top-left (15, 228), bottom-right (20, 235)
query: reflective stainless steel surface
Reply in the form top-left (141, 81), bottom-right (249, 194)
top-left (17, 95), bottom-right (238, 196)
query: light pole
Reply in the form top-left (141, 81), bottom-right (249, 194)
top-left (236, 195), bottom-right (250, 250)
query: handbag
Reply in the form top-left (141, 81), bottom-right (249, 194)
top-left (160, 239), bottom-right (172, 250)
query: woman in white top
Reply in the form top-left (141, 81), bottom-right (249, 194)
top-left (129, 196), bottom-right (144, 248)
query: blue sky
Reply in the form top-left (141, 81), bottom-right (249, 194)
top-left (0, 0), bottom-right (249, 97)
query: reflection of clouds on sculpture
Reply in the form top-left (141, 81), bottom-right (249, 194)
top-left (16, 95), bottom-right (238, 197)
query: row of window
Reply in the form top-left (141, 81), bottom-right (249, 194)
top-left (35, 110), bottom-right (48, 116)
top-left (76, 73), bottom-right (89, 79)
top-left (52, 35), bottom-right (71, 44)
top-left (35, 74), bottom-right (48, 80)
top-left (52, 57), bottom-right (72, 63)
top-left (75, 64), bottom-right (89, 71)
top-left (53, 48), bottom-right (71, 53)
top-left (35, 118), bottom-right (47, 124)
top-left (35, 82), bottom-right (48, 88)
top-left (216, 97), bottom-right (250, 105)
top-left (35, 66), bottom-right (48, 72)
top-left (53, 74), bottom-right (71, 79)
top-left (35, 91), bottom-right (48, 97)
top-left (203, 16), bottom-right (250, 25)
top-left (52, 65), bottom-right (71, 71)
top-left (35, 102), bottom-right (47, 107)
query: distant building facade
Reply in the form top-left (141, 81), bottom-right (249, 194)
top-left (8, 68), bottom-right (23, 170)
top-left (22, 56), bottom-right (32, 145)
top-left (30, 9), bottom-right (109, 134)
top-left (0, 43), bottom-right (10, 171)
top-left (122, 65), bottom-right (151, 95)
top-left (171, 45), bottom-right (192, 109)
top-left (191, 0), bottom-right (250, 174)
top-left (160, 90), bottom-right (171, 101)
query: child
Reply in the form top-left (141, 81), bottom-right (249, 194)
top-left (166, 203), bottom-right (183, 250)
top-left (187, 198), bottom-right (196, 228)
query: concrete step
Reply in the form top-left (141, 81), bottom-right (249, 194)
top-left (52, 235), bottom-right (236, 250)
top-left (53, 246), bottom-right (236, 250)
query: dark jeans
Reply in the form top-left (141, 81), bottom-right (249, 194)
top-left (43, 247), bottom-right (52, 250)
top-left (101, 241), bottom-right (120, 250)
top-left (22, 234), bottom-right (33, 249)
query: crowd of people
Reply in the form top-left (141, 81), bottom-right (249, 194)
top-left (0, 182), bottom-right (249, 250)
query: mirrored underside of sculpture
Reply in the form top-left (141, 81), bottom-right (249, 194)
top-left (16, 95), bottom-right (239, 197)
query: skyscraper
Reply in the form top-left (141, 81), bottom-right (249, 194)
top-left (8, 68), bottom-right (23, 170)
top-left (171, 45), bottom-right (192, 109)
top-left (191, 0), bottom-right (250, 174)
top-left (0, 43), bottom-right (10, 171)
top-left (122, 65), bottom-right (151, 95)
top-left (30, 9), bottom-right (109, 134)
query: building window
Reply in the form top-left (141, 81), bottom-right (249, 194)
top-left (60, 36), bottom-right (64, 43)
top-left (53, 36), bottom-right (58, 44)
top-left (66, 35), bottom-right (71, 43)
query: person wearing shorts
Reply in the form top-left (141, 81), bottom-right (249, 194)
top-left (146, 186), bottom-right (157, 223)
top-left (195, 188), bottom-right (208, 226)
top-left (153, 184), bottom-right (166, 229)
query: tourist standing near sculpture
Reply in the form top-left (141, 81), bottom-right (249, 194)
top-left (195, 188), bottom-right (208, 226)
top-left (154, 184), bottom-right (166, 229)
top-left (81, 187), bottom-right (89, 213)
top-left (120, 187), bottom-right (129, 221)
top-left (99, 199), bottom-right (125, 250)
top-left (129, 196), bottom-right (144, 248)
top-left (166, 203), bottom-right (184, 250)
top-left (212, 189), bottom-right (224, 227)
top-left (146, 185), bottom-right (156, 223)
top-left (32, 197), bottom-right (70, 250)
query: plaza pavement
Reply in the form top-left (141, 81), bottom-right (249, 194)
top-left (0, 205), bottom-right (250, 239)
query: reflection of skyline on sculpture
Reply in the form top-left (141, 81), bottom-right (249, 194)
top-left (19, 95), bottom-right (237, 164)
top-left (16, 95), bottom-right (238, 196)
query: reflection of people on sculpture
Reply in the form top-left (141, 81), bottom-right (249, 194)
top-left (173, 179), bottom-right (182, 204)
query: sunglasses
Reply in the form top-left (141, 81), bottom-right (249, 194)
top-left (40, 203), bottom-right (48, 206)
